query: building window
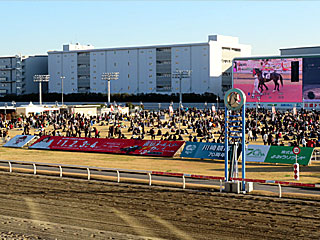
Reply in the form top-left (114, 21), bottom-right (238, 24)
top-left (149, 74), bottom-right (152, 78)
top-left (93, 82), bottom-right (96, 85)
top-left (149, 63), bottom-right (152, 66)
top-left (93, 53), bottom-right (96, 55)
top-left (128, 50), bottom-right (130, 54)
top-left (93, 71), bottom-right (96, 73)
top-left (93, 77), bottom-right (96, 79)
top-left (57, 61), bottom-right (60, 63)
top-left (128, 74), bottom-right (130, 78)
top-left (149, 57), bottom-right (152, 59)
top-left (128, 62), bottom-right (130, 66)
top-left (140, 51), bottom-right (144, 53)
top-left (114, 63), bottom-right (117, 67)
top-left (114, 51), bottom-right (116, 54)
top-left (101, 53), bottom-right (104, 55)
top-left (175, 62), bottom-right (179, 64)
top-left (149, 81), bottom-right (152, 84)
top-left (72, 83), bottom-right (75, 85)
top-left (93, 59), bottom-right (96, 61)
top-left (149, 69), bottom-right (152, 72)
top-left (71, 77), bottom-right (75, 80)
top-left (57, 72), bottom-right (60, 74)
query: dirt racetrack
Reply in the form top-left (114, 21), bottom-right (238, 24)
top-left (0, 172), bottom-right (319, 240)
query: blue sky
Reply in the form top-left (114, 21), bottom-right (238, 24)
top-left (1, 1), bottom-right (319, 56)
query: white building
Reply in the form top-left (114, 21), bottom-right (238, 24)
top-left (48, 35), bottom-right (251, 97)
top-left (0, 55), bottom-right (48, 96)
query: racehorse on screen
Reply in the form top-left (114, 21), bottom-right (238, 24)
top-left (253, 68), bottom-right (283, 93)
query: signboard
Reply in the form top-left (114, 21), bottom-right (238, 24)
top-left (180, 142), bottom-right (226, 160)
top-left (245, 145), bottom-right (270, 162)
top-left (292, 146), bottom-right (301, 155)
top-left (233, 58), bottom-right (303, 103)
top-left (29, 136), bottom-right (184, 157)
top-left (265, 146), bottom-right (313, 165)
top-left (3, 135), bottom-right (36, 148)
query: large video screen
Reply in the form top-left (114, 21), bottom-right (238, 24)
top-left (233, 58), bottom-right (303, 102)
top-left (303, 57), bottom-right (320, 101)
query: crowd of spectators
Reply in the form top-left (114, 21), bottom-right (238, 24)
top-left (0, 106), bottom-right (319, 148)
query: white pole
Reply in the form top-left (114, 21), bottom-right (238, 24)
top-left (39, 81), bottom-right (42, 106)
top-left (108, 79), bottom-right (111, 105)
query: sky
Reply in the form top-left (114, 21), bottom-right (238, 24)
top-left (1, 1), bottom-right (320, 57)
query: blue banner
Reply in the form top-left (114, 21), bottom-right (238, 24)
top-left (181, 142), bottom-right (225, 160)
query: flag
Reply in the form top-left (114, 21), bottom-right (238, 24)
top-left (293, 106), bottom-right (297, 115)
top-left (110, 105), bottom-right (114, 112)
top-left (169, 105), bottom-right (173, 114)
top-left (118, 105), bottom-right (122, 114)
top-left (272, 106), bottom-right (276, 114)
top-left (211, 105), bottom-right (216, 113)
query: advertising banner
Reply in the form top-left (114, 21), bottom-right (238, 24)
top-left (265, 146), bottom-right (313, 165)
top-left (245, 145), bottom-right (270, 162)
top-left (233, 58), bottom-right (303, 103)
top-left (180, 142), bottom-right (226, 160)
top-left (29, 136), bottom-right (184, 157)
top-left (3, 135), bottom-right (36, 148)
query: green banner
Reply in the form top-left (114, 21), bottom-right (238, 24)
top-left (265, 146), bottom-right (313, 165)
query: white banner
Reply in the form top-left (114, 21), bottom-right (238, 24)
top-left (3, 135), bottom-right (36, 148)
top-left (246, 145), bottom-right (270, 162)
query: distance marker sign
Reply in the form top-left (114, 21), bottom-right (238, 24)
top-left (292, 146), bottom-right (301, 155)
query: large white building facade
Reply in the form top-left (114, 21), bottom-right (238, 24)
top-left (48, 35), bottom-right (251, 97)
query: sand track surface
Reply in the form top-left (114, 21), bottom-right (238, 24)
top-left (0, 172), bottom-right (319, 240)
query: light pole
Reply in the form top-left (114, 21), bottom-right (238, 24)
top-left (4, 103), bottom-right (7, 122)
top-left (255, 97), bottom-right (260, 128)
top-left (33, 75), bottom-right (50, 106)
top-left (11, 101), bottom-right (16, 108)
top-left (204, 101), bottom-right (207, 111)
top-left (101, 72), bottom-right (119, 105)
top-left (172, 70), bottom-right (191, 133)
top-left (60, 76), bottom-right (65, 106)
top-left (158, 103), bottom-right (161, 114)
top-left (216, 96), bottom-right (219, 110)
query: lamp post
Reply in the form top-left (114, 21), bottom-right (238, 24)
top-left (11, 101), bottom-right (16, 108)
top-left (60, 76), bottom-right (65, 106)
top-left (255, 97), bottom-right (260, 128)
top-left (204, 101), bottom-right (207, 111)
top-left (101, 72), bottom-right (119, 105)
top-left (216, 96), bottom-right (219, 110)
top-left (33, 75), bottom-right (50, 106)
top-left (4, 103), bottom-right (7, 122)
top-left (172, 70), bottom-right (191, 133)
top-left (158, 103), bottom-right (161, 114)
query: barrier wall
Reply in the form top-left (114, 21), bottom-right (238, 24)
top-left (29, 136), bottom-right (184, 157)
top-left (3, 135), bottom-right (36, 148)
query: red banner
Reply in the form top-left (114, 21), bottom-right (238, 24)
top-left (29, 136), bottom-right (184, 157)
